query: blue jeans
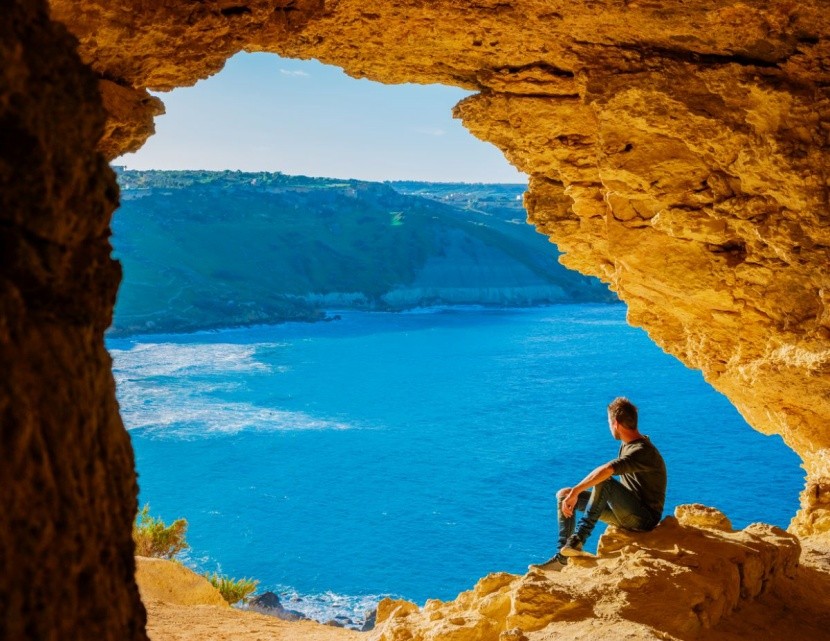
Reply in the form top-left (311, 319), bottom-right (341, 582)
top-left (558, 477), bottom-right (658, 548)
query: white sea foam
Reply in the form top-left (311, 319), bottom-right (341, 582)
top-left (118, 393), bottom-right (352, 437)
top-left (197, 555), bottom-right (385, 627)
top-left (110, 341), bottom-right (351, 437)
top-left (110, 342), bottom-right (282, 377)
top-left (258, 587), bottom-right (391, 628)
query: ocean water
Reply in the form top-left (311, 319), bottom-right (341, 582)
top-left (108, 305), bottom-right (804, 626)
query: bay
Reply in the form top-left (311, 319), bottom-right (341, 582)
top-left (108, 305), bottom-right (803, 624)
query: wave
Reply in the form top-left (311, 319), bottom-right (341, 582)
top-left (111, 340), bottom-right (352, 438)
top-left (119, 393), bottom-right (353, 438)
top-left (110, 342), bottom-right (283, 377)
top-left (250, 586), bottom-right (392, 629)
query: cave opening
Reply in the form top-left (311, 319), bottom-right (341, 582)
top-left (5, 2), bottom-right (830, 638)
top-left (106, 52), bottom-right (805, 625)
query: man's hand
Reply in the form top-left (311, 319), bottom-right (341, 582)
top-left (560, 463), bottom-right (616, 518)
top-left (562, 488), bottom-right (578, 517)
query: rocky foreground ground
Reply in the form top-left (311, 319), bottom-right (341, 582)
top-left (137, 557), bottom-right (359, 641)
top-left (138, 505), bottom-right (830, 641)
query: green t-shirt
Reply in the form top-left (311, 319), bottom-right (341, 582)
top-left (609, 436), bottom-right (667, 520)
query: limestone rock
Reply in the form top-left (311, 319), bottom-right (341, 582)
top-left (5, 1), bottom-right (830, 640)
top-left (376, 598), bottom-right (420, 624)
top-left (45, 0), bottom-right (830, 538)
top-left (674, 504), bottom-right (734, 531)
top-left (98, 80), bottom-right (165, 160)
top-left (362, 608), bottom-right (378, 632)
top-left (372, 514), bottom-right (803, 641)
top-left (135, 557), bottom-right (228, 608)
top-left (0, 1), bottom-right (139, 640)
top-left (249, 591), bottom-right (282, 609)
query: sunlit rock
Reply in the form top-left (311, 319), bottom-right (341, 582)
top-left (372, 507), bottom-right (805, 641)
top-left (135, 557), bottom-right (228, 608)
top-left (673, 504), bottom-right (733, 532)
top-left (46, 0), bottom-right (830, 535)
top-left (3, 0), bottom-right (830, 639)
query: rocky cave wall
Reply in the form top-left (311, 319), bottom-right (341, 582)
top-left (1, 1), bottom-right (144, 639)
top-left (2, 0), bottom-right (829, 638)
top-left (49, 0), bottom-right (830, 533)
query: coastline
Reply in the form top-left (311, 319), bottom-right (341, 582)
top-left (106, 300), bottom-right (624, 340)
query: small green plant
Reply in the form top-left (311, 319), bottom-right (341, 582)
top-left (205, 572), bottom-right (259, 605)
top-left (133, 504), bottom-right (189, 559)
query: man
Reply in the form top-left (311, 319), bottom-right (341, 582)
top-left (531, 397), bottom-right (667, 571)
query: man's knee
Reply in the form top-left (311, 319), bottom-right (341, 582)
top-left (556, 487), bottom-right (570, 501)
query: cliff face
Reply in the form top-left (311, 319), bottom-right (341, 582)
top-left (47, 0), bottom-right (830, 536)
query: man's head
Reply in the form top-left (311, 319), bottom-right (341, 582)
top-left (607, 397), bottom-right (638, 440)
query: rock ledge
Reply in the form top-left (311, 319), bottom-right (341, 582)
top-left (373, 505), bottom-right (807, 641)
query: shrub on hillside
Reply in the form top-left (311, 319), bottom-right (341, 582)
top-left (205, 573), bottom-right (259, 605)
top-left (133, 504), bottom-right (189, 559)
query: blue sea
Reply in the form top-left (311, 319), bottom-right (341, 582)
top-left (108, 305), bottom-right (803, 626)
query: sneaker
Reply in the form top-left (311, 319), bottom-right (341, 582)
top-left (528, 553), bottom-right (567, 572)
top-left (559, 535), bottom-right (586, 557)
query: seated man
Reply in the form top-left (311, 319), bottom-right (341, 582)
top-left (532, 397), bottom-right (667, 571)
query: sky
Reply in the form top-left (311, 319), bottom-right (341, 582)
top-left (116, 53), bottom-right (526, 183)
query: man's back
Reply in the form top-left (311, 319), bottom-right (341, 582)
top-left (610, 437), bottom-right (667, 522)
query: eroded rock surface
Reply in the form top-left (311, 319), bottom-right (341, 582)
top-left (47, 0), bottom-right (830, 535)
top-left (5, 1), bottom-right (830, 639)
top-left (135, 558), bottom-right (358, 641)
top-left (370, 506), bottom-right (826, 641)
top-left (136, 557), bottom-right (228, 608)
top-left (145, 602), bottom-right (360, 641)
top-left (1, 1), bottom-right (141, 639)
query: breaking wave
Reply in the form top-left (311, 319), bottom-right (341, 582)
top-left (110, 341), bottom-right (353, 438)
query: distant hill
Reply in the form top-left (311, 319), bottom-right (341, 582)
top-left (109, 169), bottom-right (615, 335)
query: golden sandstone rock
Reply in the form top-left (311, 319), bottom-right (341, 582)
top-left (673, 504), bottom-right (733, 532)
top-left (133, 517), bottom-right (830, 641)
top-left (372, 510), bottom-right (819, 641)
top-left (135, 557), bottom-right (228, 608)
top-left (47, 0), bottom-right (830, 537)
top-left (135, 558), bottom-right (360, 641)
top-left (2, 1), bottom-right (830, 639)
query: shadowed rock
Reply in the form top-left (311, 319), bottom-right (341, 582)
top-left (248, 591), bottom-right (309, 621)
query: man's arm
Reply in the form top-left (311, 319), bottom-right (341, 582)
top-left (561, 462), bottom-right (615, 517)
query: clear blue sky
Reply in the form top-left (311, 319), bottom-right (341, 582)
top-left (116, 53), bottom-right (526, 183)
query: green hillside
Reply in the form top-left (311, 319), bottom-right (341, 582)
top-left (110, 169), bottom-right (614, 335)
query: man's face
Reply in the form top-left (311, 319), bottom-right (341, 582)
top-left (608, 414), bottom-right (620, 440)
